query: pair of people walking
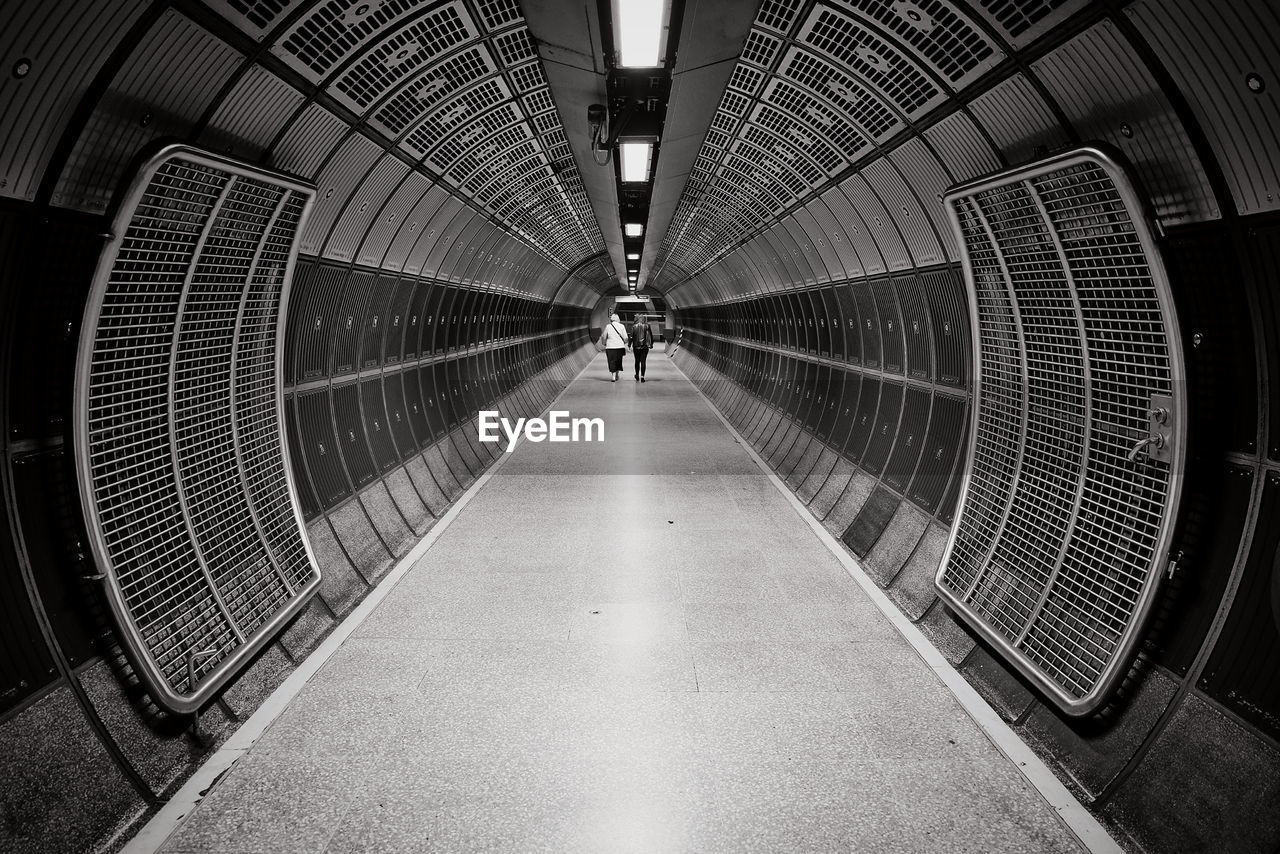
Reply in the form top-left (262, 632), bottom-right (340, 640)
top-left (601, 312), bottom-right (654, 382)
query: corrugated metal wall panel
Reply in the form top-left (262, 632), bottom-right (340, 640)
top-left (51, 11), bottom-right (241, 213)
top-left (1032, 21), bottom-right (1219, 224)
top-left (822, 185), bottom-right (885, 275)
top-left (324, 154), bottom-right (411, 262)
top-left (1197, 473), bottom-right (1280, 740)
top-left (887, 138), bottom-right (960, 261)
top-left (921, 110), bottom-right (1002, 182)
top-left (792, 207), bottom-right (842, 282)
top-left (968, 72), bottom-right (1071, 167)
top-left (384, 182), bottom-right (451, 272)
top-left (1128, 0), bottom-right (1280, 215)
top-left (298, 133), bottom-right (382, 255)
top-left (416, 201), bottom-right (472, 279)
top-left (199, 65), bottom-right (306, 162)
top-left (0, 0), bottom-right (146, 201)
top-left (809, 194), bottom-right (866, 279)
top-left (841, 175), bottom-right (913, 272)
top-left (325, 270), bottom-right (367, 375)
top-left (862, 158), bottom-right (944, 267)
top-left (358, 171), bottom-right (432, 267)
top-left (269, 103), bottom-right (348, 179)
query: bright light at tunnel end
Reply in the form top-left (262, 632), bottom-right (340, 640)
top-left (615, 0), bottom-right (667, 67)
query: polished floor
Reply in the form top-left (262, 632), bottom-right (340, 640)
top-left (157, 349), bottom-right (1084, 853)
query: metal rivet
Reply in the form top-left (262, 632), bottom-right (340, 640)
top-left (140, 112), bottom-right (153, 127)
top-left (1192, 331), bottom-right (1204, 348)
top-left (13, 58), bottom-right (32, 79)
top-left (1246, 72), bottom-right (1265, 94)
top-left (1119, 123), bottom-right (1134, 138)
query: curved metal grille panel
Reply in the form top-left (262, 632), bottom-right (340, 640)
top-left (75, 146), bottom-right (319, 714)
top-left (936, 148), bottom-right (1185, 715)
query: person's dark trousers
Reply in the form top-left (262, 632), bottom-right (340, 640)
top-left (634, 347), bottom-right (649, 379)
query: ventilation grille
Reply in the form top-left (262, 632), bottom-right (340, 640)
top-left (937, 147), bottom-right (1185, 715)
top-left (797, 4), bottom-right (945, 115)
top-left (74, 146), bottom-right (319, 714)
top-left (277, 0), bottom-right (462, 82)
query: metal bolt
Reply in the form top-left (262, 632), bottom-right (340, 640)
top-left (1246, 72), bottom-right (1265, 94)
top-left (1119, 123), bottom-right (1134, 138)
top-left (13, 58), bottom-right (32, 78)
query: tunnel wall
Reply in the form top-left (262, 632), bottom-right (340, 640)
top-left (0, 0), bottom-right (618, 848)
top-left (0, 204), bottom-right (594, 854)
top-left (662, 2), bottom-right (1280, 850)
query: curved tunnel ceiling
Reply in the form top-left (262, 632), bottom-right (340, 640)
top-left (7, 0), bottom-right (1273, 306)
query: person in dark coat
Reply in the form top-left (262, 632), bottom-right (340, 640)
top-left (630, 314), bottom-right (653, 382)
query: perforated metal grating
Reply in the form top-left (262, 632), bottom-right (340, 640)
top-left (937, 148), bottom-right (1185, 715)
top-left (74, 146), bottom-right (319, 714)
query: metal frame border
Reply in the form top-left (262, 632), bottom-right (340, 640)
top-left (935, 144), bottom-right (1187, 717)
top-left (73, 143), bottom-right (320, 715)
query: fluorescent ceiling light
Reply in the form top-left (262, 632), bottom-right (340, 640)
top-left (626, 253), bottom-right (640, 260)
top-left (624, 223), bottom-right (643, 237)
top-left (616, 0), bottom-right (666, 67)
top-left (619, 141), bottom-right (652, 182)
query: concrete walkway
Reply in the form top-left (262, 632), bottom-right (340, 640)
top-left (156, 349), bottom-right (1083, 853)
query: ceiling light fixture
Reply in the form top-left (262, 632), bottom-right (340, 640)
top-left (625, 223), bottom-right (643, 237)
top-left (615, 0), bottom-right (669, 67)
top-left (620, 141), bottom-right (652, 182)
top-left (626, 253), bottom-right (639, 260)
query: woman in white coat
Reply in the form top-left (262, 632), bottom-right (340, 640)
top-left (600, 312), bottom-right (629, 382)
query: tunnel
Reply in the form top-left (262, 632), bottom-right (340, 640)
top-left (1, 0), bottom-right (1278, 851)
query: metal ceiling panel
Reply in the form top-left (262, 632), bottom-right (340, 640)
top-left (357, 170), bottom-right (433, 267)
top-left (862, 157), bottom-right (945, 267)
top-left (968, 72), bottom-right (1071, 168)
top-left (367, 44), bottom-right (497, 139)
top-left (324, 153), bottom-right (412, 261)
top-left (202, 0), bottom-right (298, 40)
top-left (968, 0), bottom-right (1088, 49)
top-left (762, 77), bottom-right (870, 162)
top-left (74, 145), bottom-right (319, 714)
top-left (824, 0), bottom-right (1003, 90)
top-left (797, 2), bottom-right (947, 116)
top-left (402, 76), bottom-right (513, 160)
top-left (298, 133), bottom-right (383, 254)
top-left (776, 46), bottom-right (902, 142)
top-left (328, 2), bottom-right (477, 115)
top-left (0, 0), bottom-right (146, 202)
top-left (200, 66), bottom-right (307, 163)
top-left (887, 137), bottom-right (960, 261)
top-left (51, 11), bottom-right (242, 213)
top-left (938, 147), bottom-right (1186, 715)
top-left (270, 103), bottom-right (349, 179)
top-left (1128, 0), bottom-right (1280, 215)
top-left (1032, 21), bottom-right (1218, 224)
top-left (274, 0), bottom-right (464, 84)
